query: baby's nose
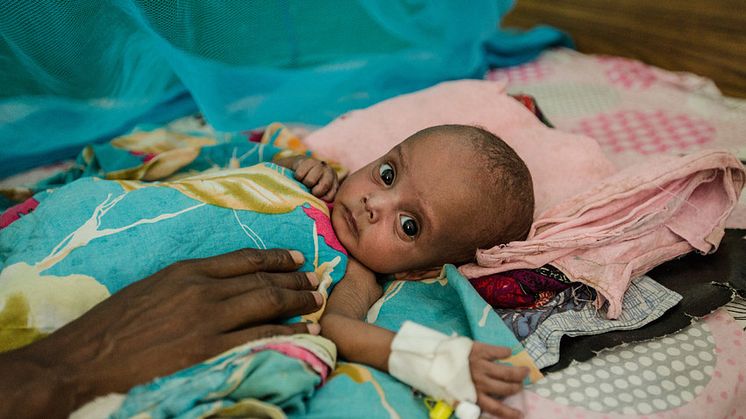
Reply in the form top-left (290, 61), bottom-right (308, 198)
top-left (362, 196), bottom-right (380, 223)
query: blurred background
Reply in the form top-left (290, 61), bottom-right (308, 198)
top-left (504, 0), bottom-right (746, 97)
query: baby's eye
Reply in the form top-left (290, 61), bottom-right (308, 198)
top-left (400, 215), bottom-right (419, 237)
top-left (378, 163), bottom-right (395, 186)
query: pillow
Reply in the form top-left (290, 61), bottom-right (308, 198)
top-left (304, 80), bottom-right (618, 216)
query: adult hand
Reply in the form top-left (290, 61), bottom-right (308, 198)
top-left (0, 248), bottom-right (322, 419)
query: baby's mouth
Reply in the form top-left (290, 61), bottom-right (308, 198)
top-left (343, 204), bottom-right (359, 238)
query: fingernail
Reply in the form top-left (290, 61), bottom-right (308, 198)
top-left (312, 291), bottom-right (323, 306)
top-left (289, 250), bottom-right (304, 265)
top-left (307, 323), bottom-right (321, 335)
top-left (306, 272), bottom-right (319, 287)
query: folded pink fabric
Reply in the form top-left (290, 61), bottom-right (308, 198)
top-left (461, 150), bottom-right (745, 318)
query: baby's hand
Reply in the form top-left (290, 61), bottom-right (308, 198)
top-left (287, 156), bottom-right (339, 201)
top-left (469, 342), bottom-right (528, 419)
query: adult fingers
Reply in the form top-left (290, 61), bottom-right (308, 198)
top-left (187, 248), bottom-right (304, 278)
top-left (477, 394), bottom-right (523, 419)
top-left (218, 287), bottom-right (323, 330)
top-left (215, 271), bottom-right (319, 299)
top-left (218, 323), bottom-right (320, 351)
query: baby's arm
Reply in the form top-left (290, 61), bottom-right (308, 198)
top-left (320, 259), bottom-right (528, 419)
top-left (275, 155), bottom-right (339, 201)
top-left (319, 258), bottom-right (392, 371)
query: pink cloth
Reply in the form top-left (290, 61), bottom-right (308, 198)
top-left (260, 343), bottom-right (332, 385)
top-left (461, 150), bottom-right (745, 318)
top-left (0, 197), bottom-right (39, 230)
top-left (305, 80), bottom-right (617, 216)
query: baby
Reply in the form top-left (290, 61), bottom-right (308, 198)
top-left (278, 124), bottom-right (535, 419)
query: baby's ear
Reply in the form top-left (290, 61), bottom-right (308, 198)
top-left (393, 267), bottom-right (442, 281)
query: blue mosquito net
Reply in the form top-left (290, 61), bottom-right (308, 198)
top-left (0, 0), bottom-right (570, 178)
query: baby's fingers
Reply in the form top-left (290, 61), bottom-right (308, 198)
top-left (300, 164), bottom-right (325, 188)
top-left (476, 394), bottom-right (522, 419)
top-left (473, 369), bottom-right (523, 398)
top-left (311, 169), bottom-right (336, 198)
top-left (479, 360), bottom-right (529, 384)
top-left (294, 158), bottom-right (316, 179)
top-left (471, 342), bottom-right (512, 361)
top-left (321, 176), bottom-right (339, 201)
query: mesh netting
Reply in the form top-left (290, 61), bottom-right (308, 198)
top-left (0, 0), bottom-right (570, 177)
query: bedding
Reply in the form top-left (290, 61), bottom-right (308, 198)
top-left (489, 47), bottom-right (746, 230)
top-left (2, 47), bottom-right (745, 418)
top-left (462, 148), bottom-right (745, 319)
top-left (468, 265), bottom-right (572, 309)
top-left (499, 275), bottom-right (682, 369)
top-left (506, 308), bottom-right (746, 418)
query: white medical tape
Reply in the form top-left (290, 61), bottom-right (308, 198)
top-left (388, 321), bottom-right (478, 407)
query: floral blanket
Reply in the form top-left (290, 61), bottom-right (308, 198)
top-left (0, 121), bottom-right (350, 352)
top-left (0, 121), bottom-right (540, 418)
top-left (0, 159), bottom-right (348, 351)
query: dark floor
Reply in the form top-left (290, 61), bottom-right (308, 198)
top-left (503, 0), bottom-right (746, 98)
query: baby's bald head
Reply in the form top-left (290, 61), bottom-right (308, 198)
top-left (407, 125), bottom-right (534, 260)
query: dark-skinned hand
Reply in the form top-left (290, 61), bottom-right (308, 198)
top-left (0, 248), bottom-right (322, 419)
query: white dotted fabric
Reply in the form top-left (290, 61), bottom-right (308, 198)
top-left (531, 321), bottom-right (716, 414)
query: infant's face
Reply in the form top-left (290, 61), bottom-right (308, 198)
top-left (331, 132), bottom-right (487, 273)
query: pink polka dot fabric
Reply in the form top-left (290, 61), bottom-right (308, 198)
top-left (597, 56), bottom-right (658, 91)
top-left (486, 59), bottom-right (553, 85)
top-left (489, 47), bottom-right (746, 229)
top-left (488, 48), bottom-right (746, 168)
top-left (574, 110), bottom-right (716, 155)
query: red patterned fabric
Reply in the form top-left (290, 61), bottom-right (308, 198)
top-left (469, 269), bottom-right (570, 309)
top-left (0, 197), bottom-right (39, 230)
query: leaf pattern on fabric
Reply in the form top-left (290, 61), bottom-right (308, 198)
top-left (107, 147), bottom-right (202, 181)
top-left (332, 363), bottom-right (400, 419)
top-left (0, 293), bottom-right (47, 352)
top-left (35, 193), bottom-right (205, 272)
top-left (117, 165), bottom-right (329, 215)
top-left (111, 128), bottom-right (217, 153)
top-left (0, 262), bottom-right (109, 351)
